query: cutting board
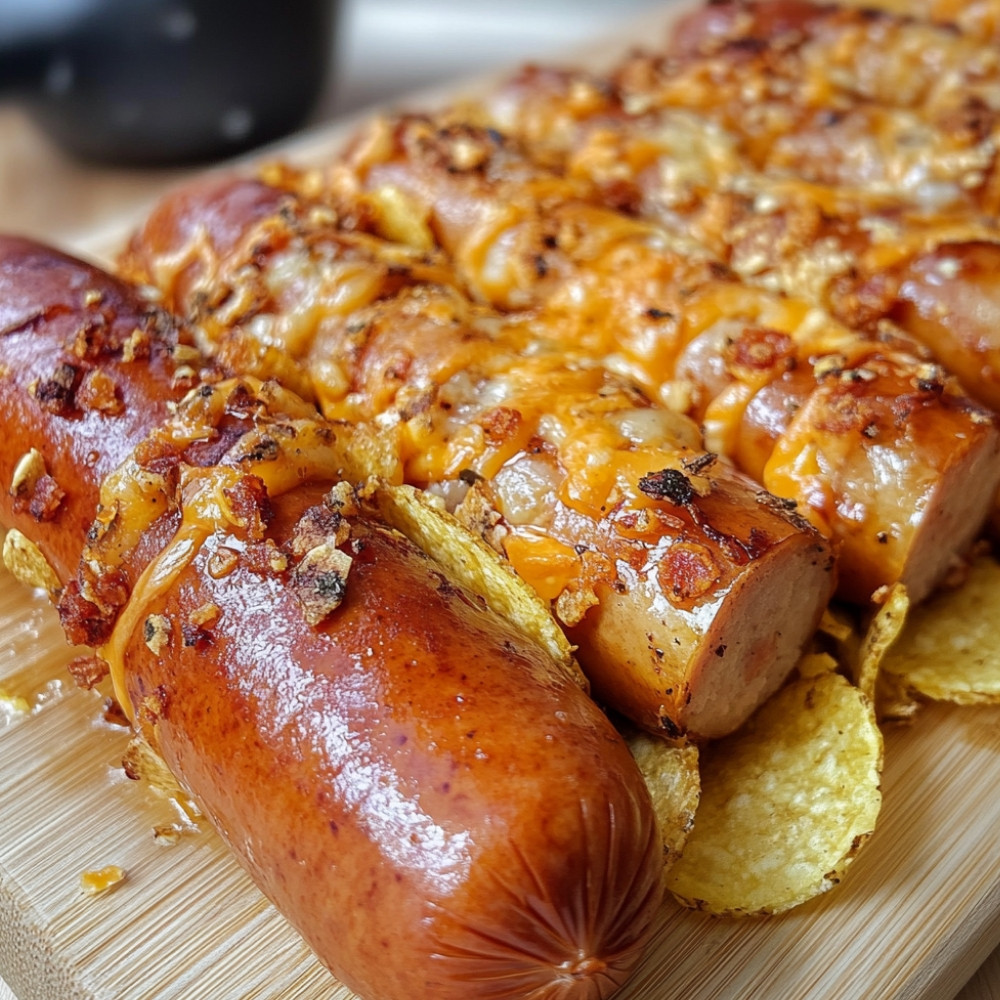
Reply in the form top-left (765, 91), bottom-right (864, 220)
top-left (4, 3), bottom-right (1000, 998)
top-left (4, 579), bottom-right (1000, 1000)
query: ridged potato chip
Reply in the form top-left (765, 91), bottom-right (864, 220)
top-left (665, 672), bottom-right (882, 915)
top-left (811, 590), bottom-right (920, 723)
top-left (626, 731), bottom-right (701, 871)
top-left (855, 584), bottom-right (910, 702)
top-left (881, 552), bottom-right (1000, 704)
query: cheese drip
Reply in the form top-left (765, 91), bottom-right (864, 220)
top-left (92, 377), bottom-right (364, 722)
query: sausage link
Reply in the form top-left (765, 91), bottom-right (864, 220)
top-left (121, 174), bottom-right (836, 740)
top-left (834, 0), bottom-right (1000, 40)
top-left (890, 242), bottom-right (1000, 411)
top-left (483, 13), bottom-right (1000, 412)
top-left (0, 235), bottom-right (200, 584)
top-left (284, 113), bottom-right (1000, 605)
top-left (0, 236), bottom-right (664, 1000)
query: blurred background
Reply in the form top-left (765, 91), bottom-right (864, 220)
top-left (0, 0), bottom-right (659, 246)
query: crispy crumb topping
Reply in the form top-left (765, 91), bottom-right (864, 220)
top-left (291, 542), bottom-right (353, 626)
top-left (9, 448), bottom-right (46, 499)
top-left (143, 614), bottom-right (172, 656)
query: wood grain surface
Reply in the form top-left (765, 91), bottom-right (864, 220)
top-left (3, 580), bottom-right (1000, 1000)
top-left (2, 3), bottom-right (1000, 999)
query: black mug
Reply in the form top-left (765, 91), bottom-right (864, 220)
top-left (0, 0), bottom-right (340, 165)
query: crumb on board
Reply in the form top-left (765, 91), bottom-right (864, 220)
top-left (152, 824), bottom-right (184, 847)
top-left (0, 688), bottom-right (31, 718)
top-left (80, 865), bottom-right (126, 896)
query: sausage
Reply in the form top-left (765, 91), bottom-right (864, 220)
top-left (842, 0), bottom-right (1000, 40)
top-left (0, 235), bottom-right (200, 585)
top-left (890, 241), bottom-right (1000, 411)
top-left (482, 16), bottom-right (1000, 413)
top-left (0, 235), bottom-right (665, 1000)
top-left (281, 112), bottom-right (1000, 606)
top-left (121, 173), bottom-right (836, 740)
top-left (731, 343), bottom-right (1000, 604)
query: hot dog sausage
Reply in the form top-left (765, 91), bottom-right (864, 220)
top-left (479, 14), bottom-right (1000, 423)
top-left (889, 242), bottom-right (1000, 411)
top-left (121, 174), bottom-right (836, 740)
top-left (835, 0), bottom-right (1000, 40)
top-left (0, 235), bottom-right (200, 586)
top-left (285, 113), bottom-right (1000, 606)
top-left (0, 235), bottom-right (665, 1000)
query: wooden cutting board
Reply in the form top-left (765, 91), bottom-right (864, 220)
top-left (4, 3), bottom-right (1000, 998)
top-left (4, 578), bottom-right (1000, 1000)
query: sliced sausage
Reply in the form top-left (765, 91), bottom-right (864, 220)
top-left (122, 175), bottom-right (836, 739)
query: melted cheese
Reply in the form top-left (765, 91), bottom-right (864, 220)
top-left (94, 378), bottom-right (366, 722)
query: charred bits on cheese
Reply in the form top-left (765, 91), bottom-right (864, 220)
top-left (287, 486), bottom-right (359, 627)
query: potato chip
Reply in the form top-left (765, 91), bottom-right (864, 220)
top-left (626, 731), bottom-right (700, 871)
top-left (881, 552), bottom-right (1000, 704)
top-left (806, 589), bottom-right (919, 722)
top-left (2, 528), bottom-right (61, 597)
top-left (810, 603), bottom-right (862, 676)
top-left (874, 669), bottom-right (922, 724)
top-left (665, 672), bottom-right (882, 915)
top-left (854, 584), bottom-right (910, 701)
top-left (369, 479), bottom-right (584, 686)
top-left (796, 650), bottom-right (840, 679)
top-left (817, 605), bottom-right (856, 645)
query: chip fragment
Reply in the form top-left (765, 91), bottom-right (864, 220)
top-left (809, 590), bottom-right (920, 722)
top-left (80, 865), bottom-right (126, 896)
top-left (854, 584), bottom-right (910, 702)
top-left (626, 731), bottom-right (700, 871)
top-left (665, 672), bottom-right (883, 915)
top-left (1, 528), bottom-right (61, 596)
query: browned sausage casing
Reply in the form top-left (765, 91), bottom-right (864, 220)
top-left (121, 175), bottom-right (838, 740)
top-left (891, 242), bottom-right (1000, 412)
top-left (0, 236), bottom-right (198, 583)
top-left (0, 235), bottom-right (664, 1000)
top-left (304, 113), bottom-right (1000, 607)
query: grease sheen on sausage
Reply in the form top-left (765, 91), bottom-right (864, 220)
top-left (121, 174), bottom-right (836, 740)
top-left (300, 113), bottom-right (1000, 606)
top-left (0, 235), bottom-right (664, 1000)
